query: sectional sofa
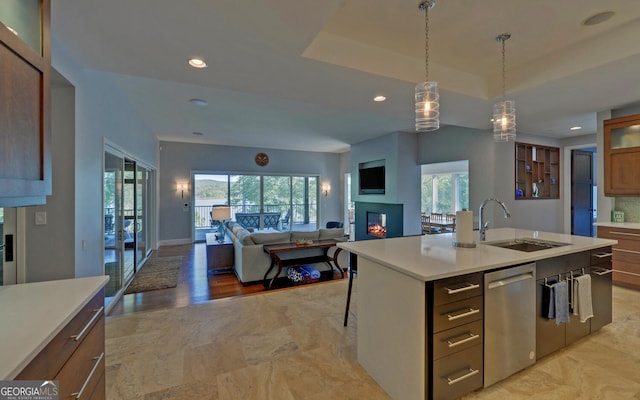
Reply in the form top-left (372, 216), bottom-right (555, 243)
top-left (224, 221), bottom-right (348, 284)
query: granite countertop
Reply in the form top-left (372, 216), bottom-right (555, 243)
top-left (594, 221), bottom-right (640, 230)
top-left (0, 276), bottom-right (109, 379)
top-left (337, 228), bottom-right (616, 282)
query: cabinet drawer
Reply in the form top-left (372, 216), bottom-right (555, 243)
top-left (613, 270), bottom-right (640, 289)
top-left (432, 344), bottom-right (483, 400)
top-left (16, 289), bottom-right (104, 379)
top-left (614, 259), bottom-right (640, 275)
top-left (433, 296), bottom-right (483, 333)
top-left (598, 226), bottom-right (640, 241)
top-left (591, 247), bottom-right (612, 266)
top-left (55, 317), bottom-right (105, 399)
top-left (432, 319), bottom-right (483, 360)
top-left (613, 247), bottom-right (640, 264)
top-left (433, 272), bottom-right (483, 305)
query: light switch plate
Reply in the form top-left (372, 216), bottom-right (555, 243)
top-left (35, 211), bottom-right (47, 225)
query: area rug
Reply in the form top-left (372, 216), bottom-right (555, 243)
top-left (124, 256), bottom-right (182, 294)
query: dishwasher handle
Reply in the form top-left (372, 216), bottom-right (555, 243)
top-left (487, 272), bottom-right (534, 290)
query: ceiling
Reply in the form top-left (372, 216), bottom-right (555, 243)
top-left (50, 0), bottom-right (640, 153)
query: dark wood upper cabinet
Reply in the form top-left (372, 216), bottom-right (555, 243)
top-left (515, 142), bottom-right (560, 200)
top-left (604, 114), bottom-right (640, 196)
top-left (0, 0), bottom-right (51, 206)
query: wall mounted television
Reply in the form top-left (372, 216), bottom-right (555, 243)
top-left (359, 159), bottom-right (385, 195)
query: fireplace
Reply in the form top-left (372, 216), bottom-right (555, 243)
top-left (355, 202), bottom-right (403, 240)
top-left (367, 212), bottom-right (387, 238)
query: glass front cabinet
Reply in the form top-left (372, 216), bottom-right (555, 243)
top-left (604, 114), bottom-right (640, 196)
top-left (0, 0), bottom-right (51, 206)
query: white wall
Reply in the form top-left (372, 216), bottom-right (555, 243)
top-left (417, 126), bottom-right (568, 233)
top-left (157, 141), bottom-right (343, 244)
top-left (22, 38), bottom-right (159, 281)
top-left (23, 75), bottom-right (76, 282)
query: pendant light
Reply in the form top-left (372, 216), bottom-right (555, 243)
top-left (493, 33), bottom-right (516, 142)
top-left (415, 0), bottom-right (439, 131)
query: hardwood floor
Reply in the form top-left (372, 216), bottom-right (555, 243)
top-left (107, 243), bottom-right (345, 317)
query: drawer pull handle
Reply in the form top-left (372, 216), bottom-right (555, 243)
top-left (446, 368), bottom-right (479, 386)
top-left (446, 308), bottom-right (480, 321)
top-left (614, 248), bottom-right (640, 255)
top-left (593, 252), bottom-right (613, 258)
top-left (610, 231), bottom-right (640, 237)
top-left (71, 352), bottom-right (104, 399)
top-left (445, 283), bottom-right (480, 295)
top-left (70, 306), bottom-right (104, 342)
top-left (446, 332), bottom-right (480, 348)
top-left (592, 268), bottom-right (613, 276)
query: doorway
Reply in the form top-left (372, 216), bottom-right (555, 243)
top-left (104, 147), bottom-right (154, 308)
top-left (571, 148), bottom-right (597, 237)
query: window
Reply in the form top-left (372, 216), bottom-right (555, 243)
top-left (421, 160), bottom-right (469, 214)
top-left (193, 173), bottom-right (318, 239)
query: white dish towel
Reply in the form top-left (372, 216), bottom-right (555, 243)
top-left (573, 274), bottom-right (594, 323)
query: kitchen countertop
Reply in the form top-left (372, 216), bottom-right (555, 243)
top-left (594, 221), bottom-right (640, 230)
top-left (0, 275), bottom-right (109, 379)
top-left (338, 228), bottom-right (616, 282)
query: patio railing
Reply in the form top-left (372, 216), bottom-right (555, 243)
top-left (194, 204), bottom-right (316, 229)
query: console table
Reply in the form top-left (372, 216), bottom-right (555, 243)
top-left (205, 233), bottom-right (234, 274)
top-left (262, 239), bottom-right (344, 289)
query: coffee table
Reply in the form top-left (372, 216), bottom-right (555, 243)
top-left (262, 239), bottom-right (344, 289)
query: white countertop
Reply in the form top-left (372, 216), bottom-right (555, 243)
top-left (0, 276), bottom-right (109, 379)
top-left (338, 228), bottom-right (616, 282)
top-left (594, 221), bottom-right (640, 230)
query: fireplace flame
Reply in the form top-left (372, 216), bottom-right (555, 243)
top-left (368, 223), bottom-right (387, 237)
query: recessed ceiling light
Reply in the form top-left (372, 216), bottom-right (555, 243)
top-left (373, 95), bottom-right (386, 102)
top-left (189, 98), bottom-right (208, 106)
top-left (192, 131), bottom-right (204, 136)
top-left (583, 11), bottom-right (614, 26)
top-left (188, 57), bottom-right (207, 68)
top-left (570, 126), bottom-right (582, 131)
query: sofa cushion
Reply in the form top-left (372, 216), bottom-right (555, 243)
top-left (236, 229), bottom-right (255, 245)
top-left (319, 228), bottom-right (344, 240)
top-left (251, 231), bottom-right (291, 245)
top-left (291, 230), bottom-right (319, 242)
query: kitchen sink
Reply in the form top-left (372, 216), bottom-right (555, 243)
top-left (483, 238), bottom-right (570, 252)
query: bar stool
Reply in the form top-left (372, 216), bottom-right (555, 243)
top-left (344, 253), bottom-right (357, 326)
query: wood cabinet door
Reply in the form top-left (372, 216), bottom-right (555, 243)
top-left (0, 0), bottom-right (51, 206)
top-left (604, 114), bottom-right (640, 196)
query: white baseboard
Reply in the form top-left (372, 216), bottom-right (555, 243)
top-left (158, 238), bottom-right (192, 246)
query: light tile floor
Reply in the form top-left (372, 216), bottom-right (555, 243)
top-left (105, 280), bottom-right (640, 399)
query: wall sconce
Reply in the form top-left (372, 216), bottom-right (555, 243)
top-left (322, 183), bottom-right (331, 197)
top-left (177, 182), bottom-right (189, 198)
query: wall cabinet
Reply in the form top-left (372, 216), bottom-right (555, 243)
top-left (515, 142), bottom-right (560, 199)
top-left (0, 0), bottom-right (51, 207)
top-left (604, 114), bottom-right (640, 196)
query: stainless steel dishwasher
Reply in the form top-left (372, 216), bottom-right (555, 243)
top-left (484, 262), bottom-right (536, 387)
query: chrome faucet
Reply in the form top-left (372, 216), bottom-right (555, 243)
top-left (479, 198), bottom-right (511, 241)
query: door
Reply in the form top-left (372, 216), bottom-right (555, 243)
top-left (571, 150), bottom-right (594, 237)
top-left (104, 151), bottom-right (124, 304)
top-left (1, 208), bottom-right (18, 285)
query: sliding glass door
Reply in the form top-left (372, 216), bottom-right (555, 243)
top-left (104, 151), bottom-right (124, 304)
top-left (104, 148), bottom-right (153, 306)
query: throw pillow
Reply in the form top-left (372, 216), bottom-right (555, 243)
top-left (236, 229), bottom-right (255, 245)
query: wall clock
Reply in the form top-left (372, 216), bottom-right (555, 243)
top-left (255, 152), bottom-right (269, 166)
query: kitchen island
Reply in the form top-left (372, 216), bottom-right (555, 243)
top-left (0, 276), bottom-right (109, 398)
top-left (337, 228), bottom-right (616, 400)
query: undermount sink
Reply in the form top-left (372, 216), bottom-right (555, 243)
top-left (483, 238), bottom-right (570, 252)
